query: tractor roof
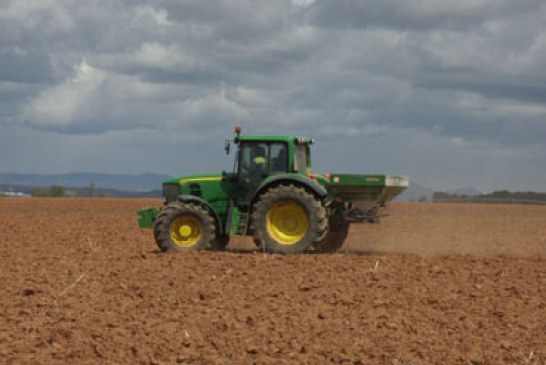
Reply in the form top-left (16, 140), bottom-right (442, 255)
top-left (237, 135), bottom-right (314, 144)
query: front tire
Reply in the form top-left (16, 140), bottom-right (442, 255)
top-left (252, 185), bottom-right (328, 253)
top-left (154, 202), bottom-right (216, 252)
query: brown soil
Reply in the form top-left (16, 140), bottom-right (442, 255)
top-left (1, 199), bottom-right (545, 364)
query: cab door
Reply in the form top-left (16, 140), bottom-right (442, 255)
top-left (236, 141), bottom-right (288, 207)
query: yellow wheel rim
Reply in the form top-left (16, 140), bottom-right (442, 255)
top-left (266, 201), bottom-right (308, 245)
top-left (169, 215), bottom-right (202, 247)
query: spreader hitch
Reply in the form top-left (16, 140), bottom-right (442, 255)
top-left (344, 207), bottom-right (380, 223)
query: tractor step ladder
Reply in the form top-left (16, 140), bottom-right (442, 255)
top-left (236, 211), bottom-right (250, 235)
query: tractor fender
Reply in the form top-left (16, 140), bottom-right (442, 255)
top-left (177, 195), bottom-right (223, 235)
top-left (251, 175), bottom-right (328, 206)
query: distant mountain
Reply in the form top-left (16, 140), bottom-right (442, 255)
top-left (0, 183), bottom-right (162, 198)
top-left (0, 172), bottom-right (172, 192)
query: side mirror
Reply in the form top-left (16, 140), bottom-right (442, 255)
top-left (225, 140), bottom-right (231, 155)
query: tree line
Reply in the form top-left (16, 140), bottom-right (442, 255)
top-left (432, 190), bottom-right (546, 204)
top-left (31, 185), bottom-right (66, 197)
top-left (31, 183), bottom-right (98, 197)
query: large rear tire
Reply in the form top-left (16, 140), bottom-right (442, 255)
top-left (154, 202), bottom-right (216, 252)
top-left (314, 219), bottom-right (349, 253)
top-left (252, 185), bottom-right (328, 253)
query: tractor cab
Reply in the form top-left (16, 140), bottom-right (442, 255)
top-left (225, 125), bottom-right (314, 206)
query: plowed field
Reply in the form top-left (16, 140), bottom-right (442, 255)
top-left (1, 198), bottom-right (545, 364)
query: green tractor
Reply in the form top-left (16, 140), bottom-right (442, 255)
top-left (137, 126), bottom-right (408, 253)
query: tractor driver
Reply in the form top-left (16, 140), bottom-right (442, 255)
top-left (250, 145), bottom-right (267, 173)
top-left (240, 143), bottom-right (268, 184)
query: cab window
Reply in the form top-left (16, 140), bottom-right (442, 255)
top-left (239, 142), bottom-right (268, 175)
top-left (239, 142), bottom-right (289, 174)
top-left (294, 144), bottom-right (310, 173)
top-left (270, 143), bottom-right (288, 172)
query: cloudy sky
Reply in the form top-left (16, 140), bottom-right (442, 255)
top-left (1, 0), bottom-right (545, 192)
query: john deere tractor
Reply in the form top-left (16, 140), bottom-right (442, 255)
top-left (137, 126), bottom-right (408, 253)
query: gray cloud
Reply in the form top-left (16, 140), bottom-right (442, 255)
top-left (310, 0), bottom-right (544, 31)
top-left (0, 0), bottom-right (545, 191)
